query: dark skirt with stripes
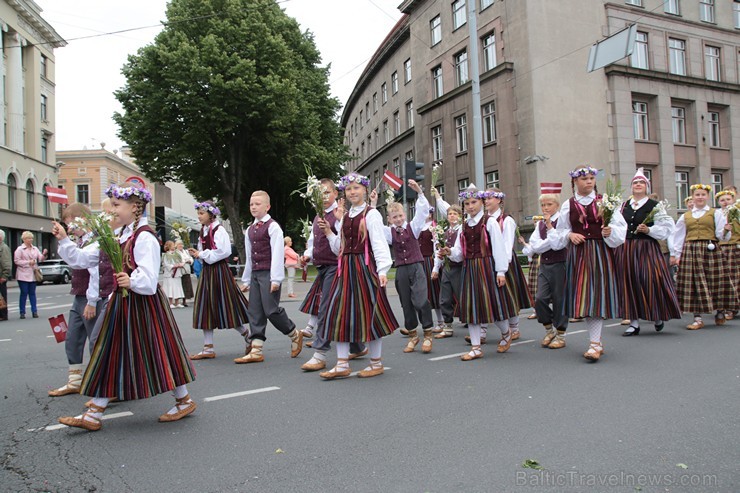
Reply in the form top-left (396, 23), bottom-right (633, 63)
top-left (506, 253), bottom-right (533, 310)
top-left (564, 239), bottom-right (620, 319)
top-left (81, 288), bottom-right (196, 401)
top-left (181, 273), bottom-right (194, 299)
top-left (720, 244), bottom-right (740, 299)
top-left (676, 241), bottom-right (739, 313)
top-left (192, 260), bottom-right (249, 330)
top-left (460, 257), bottom-right (518, 325)
top-left (526, 255), bottom-right (540, 306)
top-left (615, 239), bottom-right (681, 322)
top-left (322, 253), bottom-right (398, 343)
top-left (422, 256), bottom-right (441, 309)
top-left (299, 278), bottom-right (322, 316)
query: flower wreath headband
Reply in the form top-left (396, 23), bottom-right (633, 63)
top-left (458, 189), bottom-right (487, 201)
top-left (689, 184), bottom-right (712, 193)
top-left (487, 190), bottom-right (505, 200)
top-left (715, 189), bottom-right (736, 199)
top-left (194, 202), bottom-right (221, 216)
top-left (337, 173), bottom-right (370, 191)
top-left (105, 184), bottom-right (152, 204)
top-left (568, 166), bottom-right (599, 178)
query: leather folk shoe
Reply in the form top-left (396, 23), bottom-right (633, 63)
top-left (301, 358), bottom-right (326, 372)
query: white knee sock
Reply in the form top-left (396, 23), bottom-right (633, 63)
top-left (203, 329), bottom-right (214, 346)
top-left (509, 315), bottom-right (519, 331)
top-left (369, 339), bottom-right (382, 360)
top-left (91, 397), bottom-right (110, 408)
top-left (308, 315), bottom-right (318, 328)
top-left (468, 324), bottom-right (482, 346)
top-left (312, 350), bottom-right (326, 362)
top-left (494, 320), bottom-right (510, 335)
top-left (336, 342), bottom-right (350, 360)
top-left (173, 385), bottom-right (188, 399)
top-left (236, 324), bottom-right (249, 336)
top-left (629, 320), bottom-right (640, 329)
top-left (586, 317), bottom-right (602, 343)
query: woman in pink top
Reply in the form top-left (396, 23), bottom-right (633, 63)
top-left (284, 236), bottom-right (299, 298)
top-left (13, 231), bottom-right (47, 319)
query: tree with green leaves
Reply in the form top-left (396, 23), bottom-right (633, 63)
top-left (114, 0), bottom-right (346, 259)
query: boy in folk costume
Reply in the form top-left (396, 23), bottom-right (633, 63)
top-left (48, 203), bottom-right (115, 397)
top-left (444, 185), bottom-right (516, 360)
top-left (431, 187), bottom-right (462, 339)
top-left (617, 169), bottom-right (681, 336)
top-left (299, 179), bottom-right (366, 371)
top-left (234, 191), bottom-right (302, 363)
top-left (525, 185), bottom-right (569, 349)
top-left (670, 184), bottom-right (739, 329)
top-left (188, 201), bottom-right (251, 360)
top-left (379, 180), bottom-right (436, 354)
top-left (548, 166), bottom-right (626, 361)
top-left (318, 173), bottom-right (399, 379)
top-left (716, 189), bottom-right (739, 320)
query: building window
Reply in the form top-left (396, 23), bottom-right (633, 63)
top-left (372, 93), bottom-right (378, 113)
top-left (454, 50), bottom-right (469, 87)
top-left (482, 102), bottom-right (497, 143)
top-left (452, 0), bottom-right (467, 30)
top-left (40, 94), bottom-right (48, 121)
top-left (393, 111), bottom-right (400, 137)
top-left (486, 171), bottom-right (500, 190)
top-left (354, 118), bottom-right (358, 135)
top-left (42, 184), bottom-right (50, 217)
top-left (367, 135), bottom-right (372, 154)
top-left (711, 173), bottom-right (723, 205)
top-left (432, 125), bottom-right (443, 161)
top-left (642, 168), bottom-right (653, 186)
top-left (626, 0), bottom-right (642, 5)
top-left (41, 135), bottom-right (48, 163)
top-left (675, 171), bottom-right (689, 209)
top-left (632, 101), bottom-right (648, 140)
top-left (76, 184), bottom-right (90, 205)
top-left (383, 120), bottom-right (389, 143)
top-left (665, 0), bottom-right (680, 15)
top-left (406, 100), bottom-right (414, 129)
top-left (391, 71), bottom-right (399, 94)
top-left (631, 32), bottom-right (648, 69)
top-left (365, 102), bottom-right (370, 121)
top-left (708, 111), bottom-right (720, 147)
top-left (430, 15), bottom-right (442, 46)
top-left (436, 184), bottom-right (446, 199)
top-left (360, 142), bottom-right (365, 160)
top-left (671, 107), bottom-right (686, 144)
top-left (393, 157), bottom-right (400, 176)
top-left (374, 169), bottom-right (379, 190)
top-left (455, 115), bottom-right (468, 153)
top-left (405, 150), bottom-right (414, 165)
top-left (704, 46), bottom-right (721, 81)
top-left (735, 1), bottom-right (740, 28)
top-left (360, 110), bottom-right (363, 129)
top-left (699, 0), bottom-right (714, 22)
top-left (374, 128), bottom-right (379, 150)
top-left (25, 179), bottom-right (34, 214)
top-left (668, 38), bottom-right (686, 75)
top-left (481, 0), bottom-right (494, 10)
top-left (482, 32), bottom-right (497, 71)
top-left (382, 83), bottom-right (388, 104)
top-left (432, 65), bottom-right (443, 98)
top-left (458, 178), bottom-right (469, 192)
top-left (40, 55), bottom-right (47, 78)
top-left (404, 59), bottom-right (412, 83)
top-left (7, 175), bottom-right (16, 211)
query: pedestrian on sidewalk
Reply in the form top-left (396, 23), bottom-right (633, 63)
top-left (13, 231), bottom-right (47, 319)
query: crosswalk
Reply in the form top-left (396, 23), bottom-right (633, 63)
top-left (5, 301), bottom-right (73, 314)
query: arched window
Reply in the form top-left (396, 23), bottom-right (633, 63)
top-left (26, 179), bottom-right (34, 214)
top-left (42, 184), bottom-right (50, 217)
top-left (7, 174), bottom-right (17, 211)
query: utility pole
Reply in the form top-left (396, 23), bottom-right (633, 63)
top-left (467, 0), bottom-right (485, 188)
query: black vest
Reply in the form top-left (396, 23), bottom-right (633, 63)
top-left (622, 198), bottom-right (657, 240)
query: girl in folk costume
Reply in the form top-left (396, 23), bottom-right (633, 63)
top-left (420, 207), bottom-right (444, 330)
top-left (162, 240), bottom-right (186, 308)
top-left (617, 169), bottom-right (681, 336)
top-left (318, 173), bottom-right (399, 379)
top-left (716, 189), bottom-right (739, 320)
top-left (188, 201), bottom-right (250, 360)
top-left (445, 185), bottom-right (516, 360)
top-left (670, 185), bottom-right (738, 329)
top-left (548, 167), bottom-right (626, 361)
top-left (431, 186), bottom-right (462, 339)
top-left (485, 189), bottom-right (534, 341)
top-left (52, 184), bottom-right (196, 431)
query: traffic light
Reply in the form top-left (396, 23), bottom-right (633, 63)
top-left (404, 160), bottom-right (425, 200)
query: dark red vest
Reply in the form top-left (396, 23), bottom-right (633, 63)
top-left (392, 224), bottom-right (424, 266)
top-left (419, 229), bottom-right (435, 257)
top-left (538, 219), bottom-right (566, 264)
top-left (463, 215), bottom-right (492, 259)
top-left (248, 218), bottom-right (275, 271)
top-left (199, 223), bottom-right (226, 265)
top-left (569, 197), bottom-right (604, 239)
top-left (446, 227), bottom-right (462, 266)
top-left (342, 209), bottom-right (370, 255)
top-left (98, 251), bottom-right (115, 298)
top-left (70, 268), bottom-right (90, 296)
top-left (312, 212), bottom-right (338, 266)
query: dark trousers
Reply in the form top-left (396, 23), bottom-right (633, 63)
top-left (535, 262), bottom-right (569, 331)
top-left (312, 265), bottom-right (364, 354)
top-left (0, 281), bottom-right (7, 319)
top-left (65, 296), bottom-right (108, 364)
top-left (18, 280), bottom-right (37, 315)
top-left (247, 270), bottom-right (296, 342)
top-left (439, 263), bottom-right (462, 323)
top-left (395, 263), bottom-right (433, 331)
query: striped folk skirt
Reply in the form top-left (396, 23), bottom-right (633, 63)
top-left (322, 253), bottom-right (398, 343)
top-left (564, 239), bottom-right (620, 319)
top-left (459, 257), bottom-right (518, 325)
top-left (192, 260), bottom-right (250, 330)
top-left (720, 244), bottom-right (740, 299)
top-left (299, 278), bottom-right (323, 316)
top-left (81, 288), bottom-right (195, 400)
top-left (615, 239), bottom-right (681, 322)
top-left (527, 255), bottom-right (540, 303)
top-left (422, 256), bottom-right (441, 309)
top-left (676, 241), bottom-right (739, 314)
top-left (181, 273), bottom-right (194, 299)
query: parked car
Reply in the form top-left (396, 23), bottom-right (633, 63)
top-left (37, 259), bottom-right (72, 284)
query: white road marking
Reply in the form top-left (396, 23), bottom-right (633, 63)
top-left (33, 411), bottom-right (134, 432)
top-left (8, 303), bottom-right (73, 313)
top-left (428, 329), bottom-right (590, 360)
top-left (0, 339), bottom-right (11, 342)
top-left (47, 335), bottom-right (55, 338)
top-left (605, 322), bottom-right (623, 327)
top-left (428, 352), bottom-right (467, 361)
top-left (203, 386), bottom-right (280, 402)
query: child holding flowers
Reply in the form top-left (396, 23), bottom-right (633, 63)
top-left (717, 189), bottom-right (739, 319)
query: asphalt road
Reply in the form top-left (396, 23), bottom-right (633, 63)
top-left (1, 281), bottom-right (738, 492)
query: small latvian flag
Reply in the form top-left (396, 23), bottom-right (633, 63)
top-left (540, 182), bottom-right (563, 194)
top-left (45, 186), bottom-right (68, 204)
top-left (49, 314), bottom-right (68, 343)
top-left (382, 170), bottom-right (403, 191)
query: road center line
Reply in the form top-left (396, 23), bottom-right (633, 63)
top-left (605, 322), bottom-right (623, 327)
top-left (203, 386), bottom-right (280, 402)
top-left (38, 411), bottom-right (134, 431)
top-left (0, 339), bottom-right (11, 342)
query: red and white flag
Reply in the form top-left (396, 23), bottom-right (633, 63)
top-left (45, 186), bottom-right (68, 204)
top-left (49, 314), bottom-right (68, 343)
top-left (540, 182), bottom-right (563, 194)
top-left (382, 170), bottom-right (403, 191)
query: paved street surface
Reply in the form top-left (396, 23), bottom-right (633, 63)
top-left (1, 281), bottom-right (738, 492)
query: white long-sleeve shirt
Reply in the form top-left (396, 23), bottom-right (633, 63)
top-left (624, 197), bottom-right (674, 241)
top-left (58, 217), bottom-right (160, 296)
top-left (489, 209), bottom-right (517, 263)
top-left (670, 206), bottom-right (727, 258)
top-left (58, 232), bottom-right (100, 307)
top-left (449, 209), bottom-right (509, 276)
top-left (433, 223), bottom-right (462, 273)
top-left (435, 196), bottom-right (451, 219)
top-left (302, 201), bottom-right (338, 260)
top-left (328, 203), bottom-right (393, 277)
top-left (527, 213), bottom-right (562, 256)
top-left (197, 220), bottom-right (232, 265)
top-left (241, 214), bottom-right (285, 286)
top-left (382, 194), bottom-right (430, 243)
top-left (547, 193), bottom-right (627, 250)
